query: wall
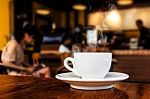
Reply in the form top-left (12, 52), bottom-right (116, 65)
top-left (68, 11), bottom-right (85, 29)
top-left (70, 11), bottom-right (74, 28)
top-left (0, 0), bottom-right (10, 50)
top-left (120, 7), bottom-right (150, 30)
top-left (33, 2), bottom-right (66, 29)
top-left (50, 9), bottom-right (65, 28)
top-left (88, 6), bottom-right (150, 30)
top-left (78, 10), bottom-right (85, 26)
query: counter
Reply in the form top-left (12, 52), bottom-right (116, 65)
top-left (112, 50), bottom-right (150, 82)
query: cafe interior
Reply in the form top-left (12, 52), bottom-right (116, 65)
top-left (0, 0), bottom-right (150, 98)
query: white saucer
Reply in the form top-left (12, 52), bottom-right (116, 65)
top-left (55, 72), bottom-right (129, 90)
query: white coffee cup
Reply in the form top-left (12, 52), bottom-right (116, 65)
top-left (64, 52), bottom-right (112, 79)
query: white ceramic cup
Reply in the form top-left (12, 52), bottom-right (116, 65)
top-left (64, 52), bottom-right (112, 79)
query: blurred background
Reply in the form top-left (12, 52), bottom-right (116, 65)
top-left (0, 0), bottom-right (150, 50)
top-left (0, 0), bottom-right (150, 47)
top-left (1, 0), bottom-right (150, 79)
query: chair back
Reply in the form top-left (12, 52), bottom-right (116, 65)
top-left (60, 53), bottom-right (71, 65)
top-left (32, 53), bottom-right (41, 66)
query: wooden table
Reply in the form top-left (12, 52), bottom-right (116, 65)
top-left (41, 50), bottom-right (60, 55)
top-left (0, 75), bottom-right (150, 99)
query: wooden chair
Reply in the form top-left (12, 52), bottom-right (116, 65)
top-left (55, 52), bottom-right (71, 74)
top-left (60, 53), bottom-right (71, 65)
top-left (32, 53), bottom-right (41, 66)
top-left (32, 52), bottom-right (52, 78)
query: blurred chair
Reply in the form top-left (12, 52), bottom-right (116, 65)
top-left (60, 53), bottom-right (70, 65)
top-left (55, 52), bottom-right (71, 74)
top-left (32, 52), bottom-right (52, 78)
top-left (32, 53), bottom-right (41, 66)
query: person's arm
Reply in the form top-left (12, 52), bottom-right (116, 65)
top-left (56, 45), bottom-right (72, 74)
top-left (1, 43), bottom-right (32, 72)
top-left (0, 63), bottom-right (27, 71)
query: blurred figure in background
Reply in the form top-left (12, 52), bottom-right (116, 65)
top-left (56, 34), bottom-right (73, 74)
top-left (22, 23), bottom-right (42, 64)
top-left (136, 19), bottom-right (150, 49)
top-left (74, 24), bottom-right (84, 44)
top-left (1, 26), bottom-right (51, 78)
top-left (72, 24), bottom-right (84, 53)
top-left (58, 34), bottom-right (73, 54)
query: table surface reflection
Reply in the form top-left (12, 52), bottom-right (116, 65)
top-left (0, 75), bottom-right (150, 99)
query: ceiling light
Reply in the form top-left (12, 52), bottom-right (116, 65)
top-left (117, 0), bottom-right (133, 5)
top-left (73, 4), bottom-right (87, 10)
top-left (36, 9), bottom-right (50, 15)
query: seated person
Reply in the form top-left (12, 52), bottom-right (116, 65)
top-left (56, 34), bottom-right (73, 74)
top-left (1, 27), bottom-right (51, 78)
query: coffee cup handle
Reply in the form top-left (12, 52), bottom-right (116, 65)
top-left (64, 57), bottom-right (79, 76)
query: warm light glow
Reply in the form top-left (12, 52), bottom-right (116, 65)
top-left (88, 7), bottom-right (150, 30)
top-left (106, 10), bottom-right (121, 30)
top-left (88, 10), bottom-right (121, 30)
top-left (73, 4), bottom-right (87, 10)
top-left (108, 11), bottom-right (120, 21)
top-left (88, 12), bottom-right (104, 26)
top-left (52, 22), bottom-right (56, 30)
top-left (36, 9), bottom-right (50, 15)
top-left (117, 0), bottom-right (133, 5)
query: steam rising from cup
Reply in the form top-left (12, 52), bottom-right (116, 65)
top-left (84, 3), bottom-right (118, 52)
